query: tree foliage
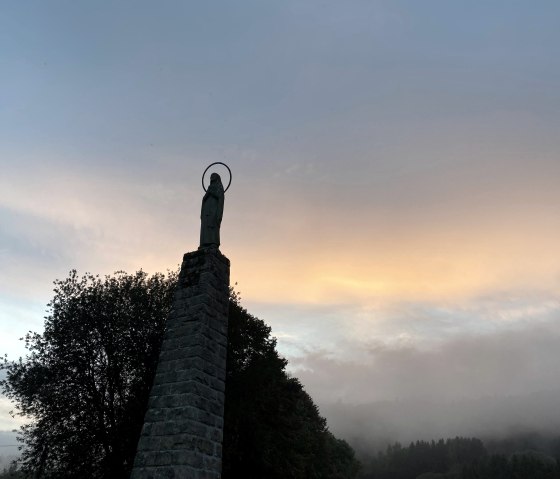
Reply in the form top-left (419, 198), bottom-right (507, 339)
top-left (1, 270), bottom-right (176, 478)
top-left (1, 271), bottom-right (359, 478)
top-left (224, 291), bottom-right (360, 479)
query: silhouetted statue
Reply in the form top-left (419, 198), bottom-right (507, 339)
top-left (200, 172), bottom-right (224, 248)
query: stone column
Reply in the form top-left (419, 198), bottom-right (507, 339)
top-left (131, 248), bottom-right (230, 479)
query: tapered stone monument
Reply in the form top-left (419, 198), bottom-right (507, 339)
top-left (131, 164), bottom-right (231, 479)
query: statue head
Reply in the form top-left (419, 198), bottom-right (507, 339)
top-left (202, 162), bottom-right (231, 194)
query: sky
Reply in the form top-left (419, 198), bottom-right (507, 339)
top-left (1, 0), bottom-right (560, 453)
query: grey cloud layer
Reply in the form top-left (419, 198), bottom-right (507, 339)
top-left (288, 316), bottom-right (560, 450)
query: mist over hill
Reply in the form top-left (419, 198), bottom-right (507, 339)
top-left (319, 391), bottom-right (560, 458)
top-left (287, 313), bottom-right (560, 458)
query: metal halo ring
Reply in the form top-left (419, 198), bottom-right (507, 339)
top-left (202, 162), bottom-right (232, 192)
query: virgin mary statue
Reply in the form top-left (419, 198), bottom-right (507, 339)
top-left (200, 172), bottom-right (225, 249)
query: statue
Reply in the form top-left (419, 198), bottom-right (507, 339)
top-left (200, 172), bottom-right (224, 249)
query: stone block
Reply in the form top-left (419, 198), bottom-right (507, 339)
top-left (131, 248), bottom-right (229, 478)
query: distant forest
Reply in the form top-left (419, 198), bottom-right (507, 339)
top-left (358, 434), bottom-right (560, 479)
top-left (3, 434), bottom-right (560, 478)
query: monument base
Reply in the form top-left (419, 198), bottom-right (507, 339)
top-left (131, 248), bottom-right (230, 479)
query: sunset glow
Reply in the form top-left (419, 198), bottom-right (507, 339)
top-left (1, 0), bottom-right (560, 455)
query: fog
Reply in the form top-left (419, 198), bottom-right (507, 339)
top-left (3, 310), bottom-right (560, 462)
top-left (0, 430), bottom-right (18, 470)
top-left (289, 317), bottom-right (560, 455)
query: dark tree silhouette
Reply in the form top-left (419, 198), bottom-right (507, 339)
top-left (223, 290), bottom-right (360, 479)
top-left (1, 270), bottom-right (359, 479)
top-left (1, 270), bottom-right (176, 478)
top-left (362, 437), bottom-right (486, 479)
top-left (360, 436), bottom-right (560, 479)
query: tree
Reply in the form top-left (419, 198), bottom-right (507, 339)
top-left (361, 437), bottom-right (486, 479)
top-left (1, 270), bottom-right (176, 478)
top-left (2, 271), bottom-right (360, 478)
top-left (223, 291), bottom-right (360, 479)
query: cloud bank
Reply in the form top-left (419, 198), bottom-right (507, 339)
top-left (286, 312), bottom-right (560, 453)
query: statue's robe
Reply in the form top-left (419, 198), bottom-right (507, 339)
top-left (200, 181), bottom-right (224, 248)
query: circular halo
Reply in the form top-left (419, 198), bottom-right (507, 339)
top-left (202, 162), bottom-right (232, 192)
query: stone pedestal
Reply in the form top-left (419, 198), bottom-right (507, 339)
top-left (131, 248), bottom-right (230, 479)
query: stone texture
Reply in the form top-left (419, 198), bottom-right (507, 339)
top-left (131, 248), bottom-right (230, 479)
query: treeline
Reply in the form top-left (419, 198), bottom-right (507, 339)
top-left (359, 436), bottom-right (560, 479)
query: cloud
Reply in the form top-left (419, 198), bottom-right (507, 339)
top-left (0, 400), bottom-right (23, 432)
top-left (321, 391), bottom-right (560, 457)
top-left (1, 0), bottom-right (560, 461)
top-left (0, 377), bottom-right (26, 440)
top-left (292, 323), bottom-right (560, 402)
top-left (250, 291), bottom-right (560, 359)
top-left (286, 315), bottom-right (560, 452)
top-left (0, 429), bottom-right (19, 470)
